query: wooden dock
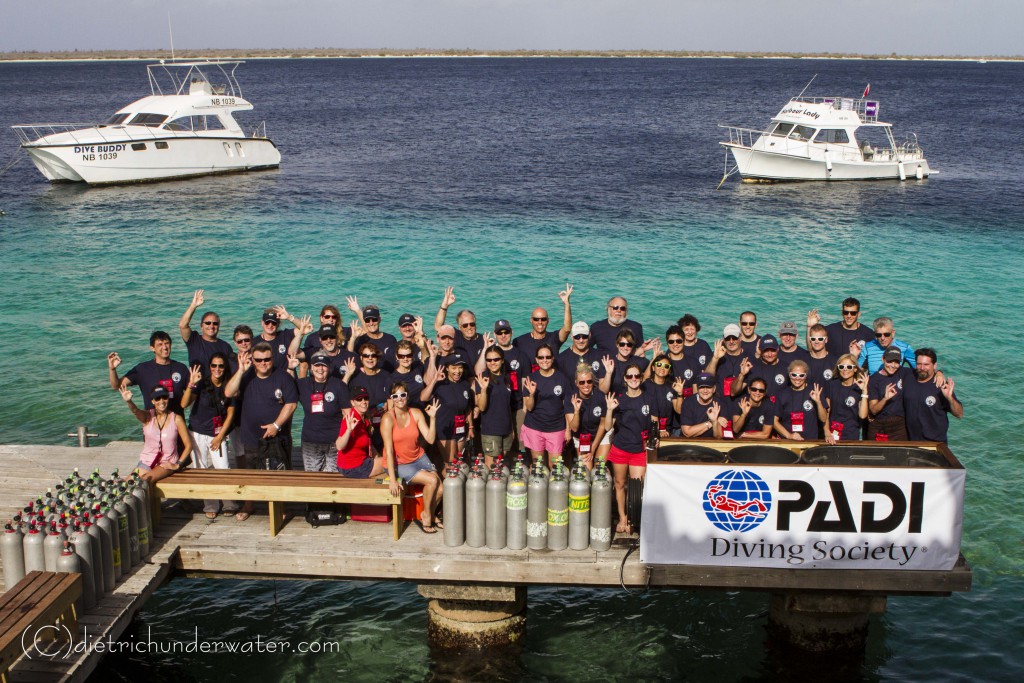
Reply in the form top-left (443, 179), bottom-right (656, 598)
top-left (0, 442), bottom-right (973, 679)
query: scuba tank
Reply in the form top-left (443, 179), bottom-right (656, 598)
top-left (130, 475), bottom-right (151, 558)
top-left (547, 464), bottom-right (569, 550)
top-left (92, 508), bottom-right (116, 592)
top-left (82, 516), bottom-right (106, 598)
top-left (589, 463), bottom-right (613, 551)
top-left (44, 522), bottom-right (64, 571)
top-left (526, 463), bottom-right (548, 550)
top-left (505, 466), bottom-right (528, 550)
top-left (103, 503), bottom-right (123, 581)
top-left (485, 471), bottom-right (507, 549)
top-left (2, 520), bottom-right (26, 589)
top-left (70, 523), bottom-right (98, 609)
top-left (113, 494), bottom-right (133, 574)
top-left (56, 541), bottom-right (84, 614)
top-left (568, 469), bottom-right (592, 551)
top-left (120, 488), bottom-right (141, 567)
top-left (442, 465), bottom-right (465, 547)
top-left (464, 468), bottom-right (487, 548)
top-left (23, 522), bottom-right (46, 573)
top-left (496, 452), bottom-right (510, 480)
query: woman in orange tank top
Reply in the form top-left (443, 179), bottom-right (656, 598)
top-left (380, 382), bottom-right (444, 533)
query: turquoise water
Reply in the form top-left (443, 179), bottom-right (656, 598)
top-left (1, 57), bottom-right (1022, 679)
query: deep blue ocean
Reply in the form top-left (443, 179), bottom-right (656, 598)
top-left (1, 57), bottom-right (1021, 681)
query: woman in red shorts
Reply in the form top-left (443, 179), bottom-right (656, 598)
top-left (604, 362), bottom-right (657, 534)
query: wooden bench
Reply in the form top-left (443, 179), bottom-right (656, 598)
top-left (151, 469), bottom-right (405, 540)
top-left (0, 571), bottom-right (82, 683)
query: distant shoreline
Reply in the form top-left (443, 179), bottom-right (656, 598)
top-left (0, 48), bottom-right (1018, 63)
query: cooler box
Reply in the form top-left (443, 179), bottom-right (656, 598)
top-left (403, 484), bottom-right (425, 522)
top-left (349, 505), bottom-right (392, 523)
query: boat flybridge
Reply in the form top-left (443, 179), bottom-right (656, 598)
top-left (719, 92), bottom-right (930, 183)
top-left (12, 60), bottom-right (280, 185)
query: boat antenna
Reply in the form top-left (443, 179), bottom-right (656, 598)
top-left (168, 12), bottom-right (175, 61)
top-left (795, 74), bottom-right (817, 99)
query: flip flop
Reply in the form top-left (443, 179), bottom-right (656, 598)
top-left (235, 511), bottom-right (252, 522)
top-left (416, 521), bottom-right (438, 534)
top-left (434, 520), bottom-right (444, 530)
top-left (205, 512), bottom-right (218, 520)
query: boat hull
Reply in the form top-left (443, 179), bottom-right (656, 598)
top-left (22, 136), bottom-right (281, 185)
top-left (723, 144), bottom-right (930, 182)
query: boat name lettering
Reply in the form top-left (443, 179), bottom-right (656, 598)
top-left (780, 107), bottom-right (820, 120)
top-left (74, 144), bottom-right (127, 154)
top-left (211, 97), bottom-right (237, 106)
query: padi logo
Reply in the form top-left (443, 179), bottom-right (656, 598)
top-left (171, 372), bottom-right (182, 383)
top-left (703, 470), bottom-right (771, 532)
top-left (592, 361), bottom-right (600, 372)
top-left (897, 379), bottom-right (903, 390)
top-left (324, 392), bottom-right (335, 402)
top-left (510, 360), bottom-right (520, 370)
top-left (684, 369), bottom-right (693, 379)
top-left (415, 374), bottom-right (423, 384)
top-left (757, 415), bottom-right (765, 425)
top-left (666, 391), bottom-right (674, 401)
top-left (699, 354), bottom-right (707, 366)
top-left (278, 344), bottom-right (286, 354)
top-left (592, 406), bottom-right (602, 417)
top-left (553, 385), bottom-right (563, 396)
top-left (845, 396), bottom-right (856, 407)
top-left (823, 369), bottom-right (833, 380)
top-left (803, 400), bottom-right (813, 411)
top-left (274, 389), bottom-right (283, 400)
top-left (641, 404), bottom-right (650, 416)
top-left (463, 390), bottom-right (469, 400)
top-left (775, 373), bottom-right (785, 385)
top-left (778, 480), bottom-right (924, 534)
top-left (925, 396), bottom-right (937, 407)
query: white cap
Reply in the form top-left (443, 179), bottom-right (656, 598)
top-left (723, 323), bottom-right (741, 338)
top-left (571, 321), bottom-right (590, 336)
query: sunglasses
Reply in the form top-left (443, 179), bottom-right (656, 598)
top-left (210, 363), bottom-right (226, 369)
top-left (532, 317), bottom-right (548, 322)
top-left (618, 341), bottom-right (634, 348)
top-left (152, 396), bottom-right (169, 401)
top-left (843, 310), bottom-right (859, 316)
top-left (875, 332), bottom-right (893, 338)
top-left (321, 314), bottom-right (338, 320)
top-left (364, 317), bottom-right (380, 323)
top-left (724, 336), bottom-right (739, 342)
top-left (838, 364), bottom-right (857, 370)
top-left (361, 353), bottom-right (379, 359)
top-left (390, 391), bottom-right (408, 400)
top-left (496, 329), bottom-right (511, 335)
top-left (396, 352), bottom-right (414, 359)
top-left (573, 334), bottom-right (589, 340)
top-left (624, 373), bottom-right (641, 380)
top-left (610, 305), bottom-right (627, 311)
top-left (667, 338), bottom-right (684, 344)
top-left (536, 355), bottom-right (553, 360)
top-left (460, 322), bottom-right (476, 328)
top-left (809, 336), bottom-right (826, 342)
top-left (486, 357), bottom-right (502, 363)
top-left (253, 357), bottom-right (273, 363)
top-left (202, 320), bottom-right (219, 326)
top-left (577, 379), bottom-right (594, 385)
top-left (653, 362), bottom-right (671, 369)
top-left (263, 320), bottom-right (278, 326)
top-left (352, 396), bottom-right (370, 402)
top-left (235, 338), bottom-right (252, 344)
top-left (741, 322), bottom-right (756, 326)
top-left (789, 372), bottom-right (806, 378)
top-left (749, 387), bottom-right (766, 394)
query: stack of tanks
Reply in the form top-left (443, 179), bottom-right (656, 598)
top-left (442, 453), bottom-right (613, 551)
top-left (2, 468), bottom-right (153, 612)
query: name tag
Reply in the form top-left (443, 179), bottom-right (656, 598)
top-left (531, 363), bottom-right (539, 373)
top-left (311, 392), bottom-right (324, 414)
top-left (159, 378), bottom-right (174, 398)
top-left (790, 412), bottom-right (804, 433)
top-left (723, 376), bottom-right (735, 396)
top-left (454, 414), bottom-right (466, 436)
top-left (658, 417), bottom-right (668, 431)
top-left (212, 414), bottom-right (223, 435)
top-left (875, 432), bottom-right (890, 442)
top-left (509, 371), bottom-right (519, 391)
top-left (682, 386), bottom-right (693, 397)
top-left (579, 432), bottom-right (592, 454)
top-left (723, 420), bottom-right (734, 439)
top-left (830, 421), bottom-right (844, 441)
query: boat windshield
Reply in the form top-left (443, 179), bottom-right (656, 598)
top-left (103, 113), bottom-right (131, 126)
top-left (163, 115), bottom-right (227, 131)
top-left (814, 129), bottom-right (851, 144)
top-left (788, 125), bottom-right (815, 142)
top-left (130, 113), bottom-right (168, 127)
top-left (769, 122), bottom-right (794, 137)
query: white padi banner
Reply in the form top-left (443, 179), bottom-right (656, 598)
top-left (640, 464), bottom-right (965, 570)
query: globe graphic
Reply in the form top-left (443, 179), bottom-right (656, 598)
top-left (703, 469), bottom-right (772, 533)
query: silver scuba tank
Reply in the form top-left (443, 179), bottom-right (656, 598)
top-left (43, 522), bottom-right (64, 571)
top-left (23, 522), bottom-right (46, 573)
top-left (568, 471), bottom-right (592, 551)
top-left (92, 510), bottom-right (116, 592)
top-left (589, 464), bottom-right (613, 552)
top-left (70, 523), bottom-right (97, 609)
top-left (505, 467), bottom-right (528, 550)
top-left (547, 468), bottom-right (569, 550)
top-left (485, 472), bottom-right (507, 549)
top-left (103, 504), bottom-right (123, 581)
top-left (56, 541), bottom-right (83, 615)
top-left (130, 476), bottom-right (151, 558)
top-left (464, 468), bottom-right (487, 548)
top-left (526, 463), bottom-right (548, 549)
top-left (83, 517), bottom-right (106, 598)
top-left (121, 489), bottom-right (141, 566)
top-left (2, 520), bottom-right (25, 589)
top-left (113, 494), bottom-right (134, 573)
top-left (442, 465), bottom-right (465, 547)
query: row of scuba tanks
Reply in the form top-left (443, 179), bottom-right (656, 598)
top-left (442, 453), bottom-right (614, 551)
top-left (1, 468), bottom-right (153, 613)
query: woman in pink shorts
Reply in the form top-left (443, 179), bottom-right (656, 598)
top-left (604, 362), bottom-right (657, 534)
top-left (520, 344), bottom-right (573, 469)
top-left (121, 385), bottom-right (192, 483)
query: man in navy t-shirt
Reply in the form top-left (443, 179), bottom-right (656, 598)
top-left (557, 321), bottom-right (605, 378)
top-left (178, 289), bottom-right (233, 375)
top-left (808, 298), bottom-right (876, 359)
top-left (513, 284), bottom-right (574, 362)
top-left (108, 330), bottom-right (190, 413)
top-left (903, 348), bottom-right (963, 443)
top-left (589, 295), bottom-right (643, 353)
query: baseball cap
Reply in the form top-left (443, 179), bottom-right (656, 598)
top-left (883, 347), bottom-right (902, 362)
top-left (151, 386), bottom-right (170, 399)
top-left (696, 372), bottom-right (715, 388)
top-left (262, 311), bottom-right (279, 324)
top-left (760, 334), bottom-right (780, 350)
top-left (438, 324), bottom-right (456, 338)
top-left (398, 313), bottom-right (416, 327)
top-left (442, 352), bottom-right (467, 367)
top-left (351, 386), bottom-right (370, 401)
top-left (571, 321), bottom-right (590, 336)
top-left (310, 353), bottom-right (330, 367)
top-left (494, 319), bottom-right (512, 333)
top-left (779, 321), bottom-right (798, 336)
top-left (723, 323), bottom-right (741, 338)
top-left (362, 305), bottom-right (380, 321)
top-left (318, 324), bottom-right (337, 339)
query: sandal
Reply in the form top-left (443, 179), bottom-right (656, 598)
top-left (416, 521), bottom-right (439, 534)
top-left (205, 512), bottom-right (218, 520)
top-left (615, 520), bottom-right (630, 534)
top-left (235, 511), bottom-right (252, 521)
top-left (434, 520), bottom-right (444, 530)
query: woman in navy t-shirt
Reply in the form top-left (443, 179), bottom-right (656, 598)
top-left (825, 354), bottom-right (869, 443)
top-left (521, 344), bottom-right (572, 469)
top-left (605, 362), bottom-right (657, 534)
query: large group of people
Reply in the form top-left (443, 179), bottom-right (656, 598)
top-left (109, 289), bottom-right (963, 533)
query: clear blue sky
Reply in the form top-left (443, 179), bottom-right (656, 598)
top-left (1, 1), bottom-right (1017, 56)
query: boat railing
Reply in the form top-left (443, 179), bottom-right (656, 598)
top-left (249, 121), bottom-right (268, 139)
top-left (13, 123), bottom-right (179, 146)
top-left (792, 96), bottom-right (879, 122)
top-left (718, 125), bottom-right (765, 149)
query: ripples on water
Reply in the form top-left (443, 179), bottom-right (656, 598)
top-left (1, 57), bottom-right (1022, 680)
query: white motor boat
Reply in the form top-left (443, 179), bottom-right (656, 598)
top-left (719, 89), bottom-right (930, 182)
top-left (12, 60), bottom-right (280, 185)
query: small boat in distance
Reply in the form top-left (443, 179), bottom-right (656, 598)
top-left (719, 87), bottom-right (930, 183)
top-left (12, 60), bottom-right (280, 185)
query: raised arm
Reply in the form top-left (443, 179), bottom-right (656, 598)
top-left (224, 351), bottom-right (250, 398)
top-left (119, 386), bottom-right (151, 424)
top-left (107, 352), bottom-right (127, 390)
top-left (179, 289), bottom-right (204, 343)
top-left (557, 284), bottom-right (573, 343)
top-left (434, 287), bottom-right (456, 333)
